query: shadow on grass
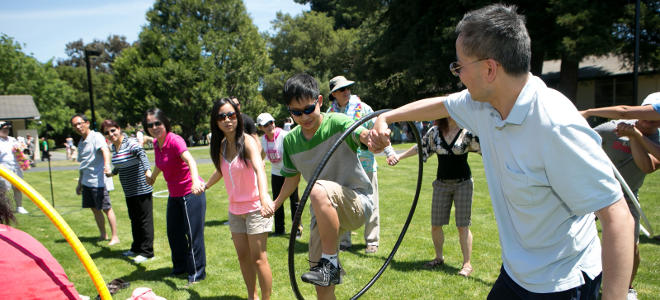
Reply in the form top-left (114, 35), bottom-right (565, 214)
top-left (387, 259), bottom-right (493, 287)
top-left (184, 291), bottom-right (247, 299)
top-left (640, 235), bottom-right (660, 245)
top-left (205, 219), bottom-right (227, 227)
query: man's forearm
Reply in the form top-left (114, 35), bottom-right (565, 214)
top-left (596, 198), bottom-right (634, 300)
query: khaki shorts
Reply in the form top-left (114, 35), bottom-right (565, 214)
top-left (229, 210), bottom-right (273, 235)
top-left (309, 180), bottom-right (366, 264)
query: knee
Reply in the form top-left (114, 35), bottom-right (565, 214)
top-left (309, 184), bottom-right (328, 206)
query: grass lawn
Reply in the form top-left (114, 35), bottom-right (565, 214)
top-left (11, 143), bottom-right (660, 299)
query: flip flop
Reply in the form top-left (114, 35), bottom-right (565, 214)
top-left (423, 257), bottom-right (444, 269)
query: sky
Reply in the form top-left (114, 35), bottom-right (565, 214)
top-left (0, 0), bottom-right (309, 63)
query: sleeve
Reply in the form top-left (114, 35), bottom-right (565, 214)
top-left (419, 127), bottom-right (436, 162)
top-left (93, 132), bottom-right (108, 151)
top-left (171, 134), bottom-right (188, 156)
top-left (334, 113), bottom-right (365, 152)
top-left (280, 135), bottom-right (299, 177)
top-left (129, 139), bottom-right (151, 169)
top-left (444, 90), bottom-right (480, 134)
top-left (467, 132), bottom-right (481, 153)
top-left (359, 103), bottom-right (376, 130)
top-left (542, 123), bottom-right (623, 215)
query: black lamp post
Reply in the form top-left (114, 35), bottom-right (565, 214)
top-left (84, 48), bottom-right (102, 129)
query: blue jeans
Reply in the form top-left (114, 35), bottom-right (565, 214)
top-left (488, 266), bottom-right (602, 300)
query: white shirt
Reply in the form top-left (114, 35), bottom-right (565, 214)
top-left (445, 75), bottom-right (622, 293)
top-left (0, 136), bottom-right (18, 167)
top-left (260, 128), bottom-right (288, 175)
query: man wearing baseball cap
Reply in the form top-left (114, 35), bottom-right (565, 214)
top-left (327, 76), bottom-right (396, 254)
top-left (256, 112), bottom-right (301, 237)
top-left (0, 121), bottom-right (28, 214)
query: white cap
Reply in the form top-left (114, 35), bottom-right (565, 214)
top-left (256, 113), bottom-right (275, 126)
top-left (641, 92), bottom-right (660, 106)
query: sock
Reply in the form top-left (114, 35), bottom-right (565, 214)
top-left (321, 253), bottom-right (338, 268)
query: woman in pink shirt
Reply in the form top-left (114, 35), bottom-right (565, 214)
top-left (205, 98), bottom-right (274, 300)
top-left (143, 108), bottom-right (206, 287)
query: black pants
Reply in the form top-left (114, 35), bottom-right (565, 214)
top-left (126, 193), bottom-right (154, 257)
top-left (488, 266), bottom-right (602, 300)
top-left (167, 192), bottom-right (206, 282)
top-left (272, 174), bottom-right (300, 234)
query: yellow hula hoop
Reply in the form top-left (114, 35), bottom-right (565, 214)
top-left (0, 165), bottom-right (111, 300)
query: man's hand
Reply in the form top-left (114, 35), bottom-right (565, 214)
top-left (368, 117), bottom-right (391, 153)
top-left (76, 184), bottom-right (82, 195)
top-left (615, 122), bottom-right (642, 139)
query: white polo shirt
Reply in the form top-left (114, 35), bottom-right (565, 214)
top-left (445, 75), bottom-right (622, 293)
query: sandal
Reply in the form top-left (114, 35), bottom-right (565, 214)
top-left (423, 257), bottom-right (444, 269)
top-left (107, 278), bottom-right (130, 294)
top-left (458, 265), bottom-right (473, 277)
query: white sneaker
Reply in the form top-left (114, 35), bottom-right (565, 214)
top-left (122, 250), bottom-right (136, 257)
top-left (16, 207), bottom-right (28, 214)
top-left (134, 255), bottom-right (151, 263)
top-left (627, 288), bottom-right (638, 300)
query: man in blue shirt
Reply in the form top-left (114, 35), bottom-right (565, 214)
top-left (368, 4), bottom-right (633, 299)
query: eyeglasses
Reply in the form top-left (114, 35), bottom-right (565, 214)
top-left (71, 121), bottom-right (85, 127)
top-left (103, 128), bottom-right (118, 136)
top-left (217, 111), bottom-right (237, 120)
top-left (449, 58), bottom-right (488, 77)
top-left (288, 98), bottom-right (319, 116)
top-left (146, 121), bottom-right (163, 128)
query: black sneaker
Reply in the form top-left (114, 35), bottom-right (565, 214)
top-left (301, 258), bottom-right (341, 286)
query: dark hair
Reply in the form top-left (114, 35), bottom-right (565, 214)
top-left (143, 108), bottom-right (172, 136)
top-left (283, 73), bottom-right (319, 106)
top-left (0, 193), bottom-right (16, 225)
top-left (70, 113), bottom-right (89, 123)
top-left (456, 4), bottom-right (531, 75)
top-left (436, 118), bottom-right (448, 132)
top-left (100, 119), bottom-right (120, 133)
top-left (210, 98), bottom-right (246, 173)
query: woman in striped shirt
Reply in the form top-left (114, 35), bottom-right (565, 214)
top-left (101, 119), bottom-right (154, 264)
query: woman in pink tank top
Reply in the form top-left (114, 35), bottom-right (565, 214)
top-left (205, 98), bottom-right (274, 300)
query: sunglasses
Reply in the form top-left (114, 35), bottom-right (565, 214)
top-left (288, 98), bottom-right (319, 116)
top-left (449, 58), bottom-right (488, 77)
top-left (336, 86), bottom-right (348, 93)
top-left (146, 121), bottom-right (163, 128)
top-left (217, 111), bottom-right (238, 120)
top-left (260, 120), bottom-right (274, 127)
top-left (103, 128), bottom-right (118, 136)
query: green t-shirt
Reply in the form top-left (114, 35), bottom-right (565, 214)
top-left (281, 113), bottom-right (373, 199)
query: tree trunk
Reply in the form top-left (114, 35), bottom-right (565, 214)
top-left (530, 45), bottom-right (544, 76)
top-left (558, 54), bottom-right (580, 103)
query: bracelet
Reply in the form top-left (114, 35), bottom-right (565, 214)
top-left (383, 145), bottom-right (395, 157)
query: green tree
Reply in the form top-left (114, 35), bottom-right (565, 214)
top-left (112, 0), bottom-right (269, 139)
top-left (264, 11), bottom-right (358, 115)
top-left (614, 0), bottom-right (660, 71)
top-left (294, 0), bottom-right (384, 29)
top-left (0, 34), bottom-right (77, 139)
top-left (57, 35), bottom-right (130, 73)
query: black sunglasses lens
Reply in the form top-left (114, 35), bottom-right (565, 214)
top-left (148, 121), bottom-right (162, 128)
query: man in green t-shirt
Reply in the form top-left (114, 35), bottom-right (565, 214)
top-left (266, 73), bottom-right (374, 299)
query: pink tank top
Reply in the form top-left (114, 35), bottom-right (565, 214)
top-left (221, 141), bottom-right (261, 215)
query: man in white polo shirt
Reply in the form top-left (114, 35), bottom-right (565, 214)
top-left (368, 4), bottom-right (633, 299)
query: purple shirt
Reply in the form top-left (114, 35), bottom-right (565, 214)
top-left (154, 132), bottom-right (193, 197)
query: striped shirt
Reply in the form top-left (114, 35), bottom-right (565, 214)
top-left (111, 135), bottom-right (153, 197)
